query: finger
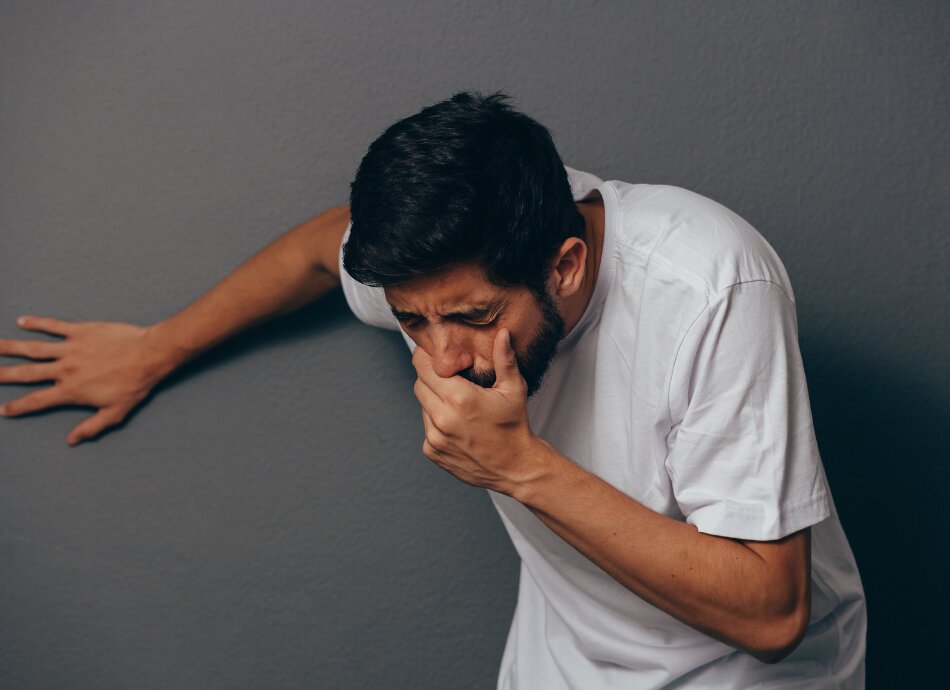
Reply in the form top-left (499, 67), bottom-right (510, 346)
top-left (0, 386), bottom-right (69, 417)
top-left (491, 328), bottom-right (523, 391)
top-left (420, 407), bottom-right (447, 445)
top-left (413, 377), bottom-right (444, 416)
top-left (0, 362), bottom-right (60, 384)
top-left (411, 345), bottom-right (475, 397)
top-left (66, 408), bottom-right (123, 446)
top-left (16, 315), bottom-right (78, 338)
top-left (411, 348), bottom-right (446, 402)
top-left (422, 437), bottom-right (438, 461)
top-left (421, 407), bottom-right (436, 440)
top-left (0, 338), bottom-right (64, 360)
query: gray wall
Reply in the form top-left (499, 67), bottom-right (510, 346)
top-left (1, 2), bottom-right (947, 688)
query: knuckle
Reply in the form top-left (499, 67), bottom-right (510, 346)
top-left (55, 381), bottom-right (75, 398)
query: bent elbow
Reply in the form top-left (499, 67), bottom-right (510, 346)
top-left (746, 608), bottom-right (810, 664)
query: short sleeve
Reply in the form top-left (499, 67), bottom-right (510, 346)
top-left (665, 280), bottom-right (830, 541)
top-left (338, 223), bottom-right (401, 332)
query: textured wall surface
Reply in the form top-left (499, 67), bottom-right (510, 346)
top-left (1, 2), bottom-right (947, 688)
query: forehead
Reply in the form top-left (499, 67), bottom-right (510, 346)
top-left (384, 263), bottom-right (514, 313)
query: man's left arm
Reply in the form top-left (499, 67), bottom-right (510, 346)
top-left (412, 329), bottom-right (810, 665)
top-left (412, 282), bottom-right (826, 665)
top-left (509, 440), bottom-right (811, 664)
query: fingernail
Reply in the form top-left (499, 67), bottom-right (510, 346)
top-left (16, 317), bottom-right (25, 326)
top-left (0, 405), bottom-right (7, 415)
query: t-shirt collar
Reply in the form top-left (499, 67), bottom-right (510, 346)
top-left (556, 180), bottom-right (618, 351)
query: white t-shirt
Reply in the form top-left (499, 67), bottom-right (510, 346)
top-left (338, 166), bottom-right (867, 689)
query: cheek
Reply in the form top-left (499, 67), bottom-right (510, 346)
top-left (502, 315), bottom-right (538, 350)
top-left (476, 323), bottom-right (529, 372)
top-left (400, 327), bottom-right (423, 351)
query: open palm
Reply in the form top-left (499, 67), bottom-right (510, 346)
top-left (0, 316), bottom-right (176, 445)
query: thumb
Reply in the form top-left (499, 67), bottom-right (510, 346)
top-left (66, 407), bottom-right (122, 446)
top-left (492, 328), bottom-right (522, 390)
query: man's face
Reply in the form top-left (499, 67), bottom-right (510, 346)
top-left (384, 264), bottom-right (565, 398)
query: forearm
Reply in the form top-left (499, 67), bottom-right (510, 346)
top-left (511, 439), bottom-right (809, 662)
top-left (147, 205), bottom-right (349, 373)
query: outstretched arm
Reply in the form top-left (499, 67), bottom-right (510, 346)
top-left (0, 204), bottom-right (352, 445)
top-left (145, 204), bottom-right (350, 368)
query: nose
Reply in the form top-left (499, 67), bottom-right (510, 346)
top-left (428, 326), bottom-right (473, 378)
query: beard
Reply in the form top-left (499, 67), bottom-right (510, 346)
top-left (459, 287), bottom-right (565, 398)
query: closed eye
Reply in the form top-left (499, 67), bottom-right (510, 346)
top-left (396, 316), bottom-right (497, 329)
top-left (396, 316), bottom-right (424, 328)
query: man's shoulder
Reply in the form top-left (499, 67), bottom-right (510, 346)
top-left (608, 182), bottom-right (793, 300)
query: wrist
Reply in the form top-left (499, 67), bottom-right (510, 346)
top-left (504, 433), bottom-right (564, 503)
top-left (142, 320), bottom-right (196, 377)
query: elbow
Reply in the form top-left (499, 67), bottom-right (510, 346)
top-left (744, 602), bottom-right (810, 664)
top-left (732, 527), bottom-right (813, 664)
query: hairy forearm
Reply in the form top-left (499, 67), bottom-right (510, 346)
top-left (511, 439), bottom-right (810, 663)
top-left (147, 205), bottom-right (349, 373)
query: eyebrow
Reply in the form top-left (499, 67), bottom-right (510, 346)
top-left (389, 300), bottom-right (503, 322)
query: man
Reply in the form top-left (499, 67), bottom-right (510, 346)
top-left (0, 91), bottom-right (866, 688)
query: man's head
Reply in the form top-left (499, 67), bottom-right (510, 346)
top-left (343, 90), bottom-right (589, 396)
top-left (383, 263), bottom-right (567, 397)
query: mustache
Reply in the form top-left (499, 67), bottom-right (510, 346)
top-left (460, 366), bottom-right (497, 389)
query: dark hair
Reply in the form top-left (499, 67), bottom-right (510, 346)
top-left (342, 90), bottom-right (585, 296)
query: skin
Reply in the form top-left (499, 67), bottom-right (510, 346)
top-left (0, 196), bottom-right (811, 661)
top-left (0, 205), bottom-right (351, 444)
top-left (390, 192), bottom-right (812, 664)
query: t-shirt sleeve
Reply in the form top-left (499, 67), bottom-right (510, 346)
top-left (665, 280), bottom-right (830, 541)
top-left (337, 223), bottom-right (401, 332)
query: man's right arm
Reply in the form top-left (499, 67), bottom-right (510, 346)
top-left (0, 204), bottom-right (352, 445)
top-left (147, 204), bottom-right (351, 371)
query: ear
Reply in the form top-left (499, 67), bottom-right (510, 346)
top-left (549, 237), bottom-right (588, 299)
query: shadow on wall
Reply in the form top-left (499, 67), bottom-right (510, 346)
top-left (801, 334), bottom-right (949, 689)
top-left (3, 290), bottom-right (360, 441)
